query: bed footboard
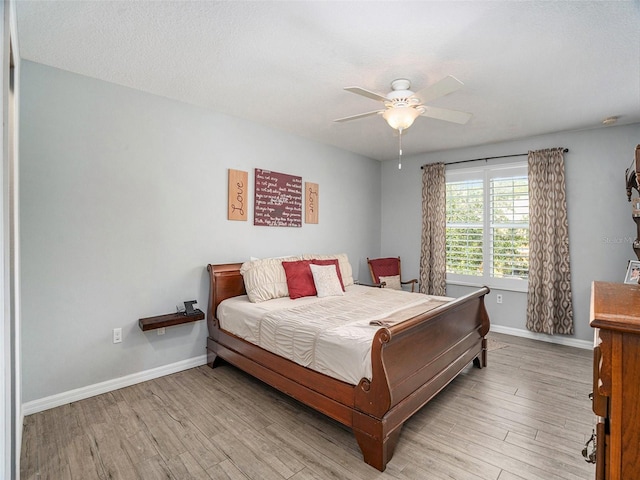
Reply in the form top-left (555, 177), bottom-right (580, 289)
top-left (206, 263), bottom-right (490, 472)
top-left (352, 286), bottom-right (490, 469)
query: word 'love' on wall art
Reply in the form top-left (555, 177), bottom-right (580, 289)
top-left (227, 169), bottom-right (248, 221)
top-left (305, 182), bottom-right (319, 224)
top-left (254, 169), bottom-right (302, 227)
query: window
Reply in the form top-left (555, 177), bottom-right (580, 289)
top-left (446, 163), bottom-right (529, 291)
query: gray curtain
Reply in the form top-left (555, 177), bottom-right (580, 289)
top-left (420, 163), bottom-right (447, 296)
top-left (526, 148), bottom-right (574, 335)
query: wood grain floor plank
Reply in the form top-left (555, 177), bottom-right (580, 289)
top-left (208, 431), bottom-right (286, 480)
top-left (163, 451), bottom-right (215, 480)
top-left (90, 422), bottom-right (140, 480)
top-left (399, 427), bottom-right (502, 480)
top-left (504, 431), bottom-right (592, 477)
top-left (533, 428), bottom-right (589, 454)
top-left (431, 419), bottom-right (590, 480)
top-left (497, 471), bottom-right (528, 480)
top-left (289, 467), bottom-right (340, 480)
top-left (440, 389), bottom-right (579, 441)
top-left (415, 401), bottom-right (511, 442)
top-left (235, 427), bottom-right (306, 478)
top-left (20, 412), bottom-right (39, 480)
top-left (427, 393), bottom-right (540, 440)
top-left (158, 376), bottom-right (231, 441)
top-left (294, 413), bottom-right (362, 456)
top-left (104, 398), bottom-right (148, 438)
top-left (206, 458), bottom-right (252, 480)
top-left (65, 434), bottom-right (108, 480)
top-left (120, 429), bottom-right (161, 466)
top-left (176, 422), bottom-right (228, 470)
top-left (454, 371), bottom-right (519, 396)
top-left (34, 408), bottom-right (73, 479)
top-left (135, 387), bottom-right (228, 469)
top-left (452, 380), bottom-right (591, 427)
top-left (127, 399), bottom-right (189, 461)
top-left (264, 421), bottom-right (374, 480)
top-left (132, 454), bottom-right (176, 480)
top-left (391, 461), bottom-right (462, 480)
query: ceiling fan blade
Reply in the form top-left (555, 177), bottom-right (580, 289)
top-left (344, 86), bottom-right (389, 102)
top-left (333, 110), bottom-right (384, 123)
top-left (420, 106), bottom-right (472, 125)
top-left (413, 75), bottom-right (464, 104)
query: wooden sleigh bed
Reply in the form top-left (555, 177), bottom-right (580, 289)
top-left (206, 262), bottom-right (490, 471)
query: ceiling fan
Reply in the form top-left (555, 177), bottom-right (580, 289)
top-left (334, 75), bottom-right (472, 170)
top-left (334, 75), bottom-right (472, 130)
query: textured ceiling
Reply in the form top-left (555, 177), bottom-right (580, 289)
top-left (14, 1), bottom-right (640, 161)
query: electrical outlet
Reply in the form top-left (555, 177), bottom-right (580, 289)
top-left (157, 327), bottom-right (166, 336)
top-left (496, 294), bottom-right (503, 304)
top-left (113, 327), bottom-right (122, 344)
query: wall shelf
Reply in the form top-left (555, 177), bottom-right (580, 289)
top-left (138, 309), bottom-right (205, 331)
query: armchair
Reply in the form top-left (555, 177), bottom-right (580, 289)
top-left (367, 256), bottom-right (418, 292)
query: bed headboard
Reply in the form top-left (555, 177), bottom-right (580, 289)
top-left (207, 263), bottom-right (245, 321)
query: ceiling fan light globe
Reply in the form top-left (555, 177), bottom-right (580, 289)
top-left (383, 106), bottom-right (420, 130)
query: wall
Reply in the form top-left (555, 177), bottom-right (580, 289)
top-left (382, 123), bottom-right (640, 344)
top-left (19, 61), bottom-right (381, 404)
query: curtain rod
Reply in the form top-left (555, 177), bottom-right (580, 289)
top-left (420, 148), bottom-right (569, 169)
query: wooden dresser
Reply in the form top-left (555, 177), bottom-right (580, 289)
top-left (590, 281), bottom-right (640, 480)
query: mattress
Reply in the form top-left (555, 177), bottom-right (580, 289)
top-left (217, 285), bottom-right (451, 385)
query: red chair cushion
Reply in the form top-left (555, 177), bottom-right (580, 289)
top-left (369, 258), bottom-right (400, 283)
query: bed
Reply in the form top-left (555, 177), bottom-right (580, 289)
top-left (206, 257), bottom-right (490, 471)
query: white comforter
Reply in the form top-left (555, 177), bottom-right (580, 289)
top-left (217, 285), bottom-right (450, 385)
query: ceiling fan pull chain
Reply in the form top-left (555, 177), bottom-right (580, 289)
top-left (398, 128), bottom-right (403, 170)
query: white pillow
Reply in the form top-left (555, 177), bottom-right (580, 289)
top-left (310, 264), bottom-right (344, 298)
top-left (240, 256), bottom-right (302, 303)
top-left (379, 275), bottom-right (402, 290)
top-left (302, 253), bottom-right (354, 286)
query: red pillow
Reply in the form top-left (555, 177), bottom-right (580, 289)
top-left (311, 259), bottom-right (345, 291)
top-left (282, 260), bottom-right (316, 299)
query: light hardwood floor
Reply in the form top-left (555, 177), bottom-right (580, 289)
top-left (21, 333), bottom-right (595, 480)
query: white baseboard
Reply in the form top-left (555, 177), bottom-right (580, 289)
top-left (22, 354), bottom-right (208, 416)
top-left (490, 325), bottom-right (592, 350)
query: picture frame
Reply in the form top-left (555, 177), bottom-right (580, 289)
top-left (254, 169), bottom-right (302, 227)
top-left (305, 182), bottom-right (319, 224)
top-left (624, 260), bottom-right (640, 284)
top-left (228, 169), bottom-right (248, 221)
